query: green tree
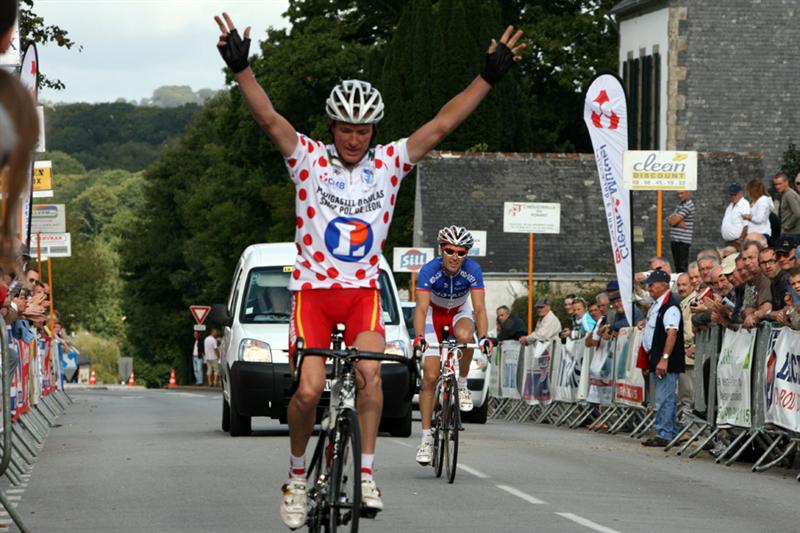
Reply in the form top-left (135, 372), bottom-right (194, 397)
top-left (18, 0), bottom-right (80, 90)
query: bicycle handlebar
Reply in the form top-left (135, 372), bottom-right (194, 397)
top-left (292, 346), bottom-right (417, 388)
top-left (424, 343), bottom-right (481, 350)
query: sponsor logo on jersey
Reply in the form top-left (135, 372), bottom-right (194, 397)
top-left (362, 167), bottom-right (375, 186)
top-left (325, 217), bottom-right (373, 262)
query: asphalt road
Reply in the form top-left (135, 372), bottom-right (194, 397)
top-left (10, 388), bottom-right (800, 532)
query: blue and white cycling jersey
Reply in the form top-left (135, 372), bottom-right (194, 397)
top-left (416, 257), bottom-right (485, 310)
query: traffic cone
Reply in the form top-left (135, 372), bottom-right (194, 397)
top-left (88, 370), bottom-right (97, 385)
top-left (127, 370), bottom-right (136, 387)
top-left (168, 368), bottom-right (177, 388)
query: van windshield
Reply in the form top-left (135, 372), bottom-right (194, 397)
top-left (239, 267), bottom-right (400, 325)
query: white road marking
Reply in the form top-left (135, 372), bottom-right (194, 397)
top-left (556, 512), bottom-right (622, 533)
top-left (163, 392), bottom-right (204, 398)
top-left (388, 439), bottom-right (414, 448)
top-left (458, 463), bottom-right (489, 478)
top-left (495, 484), bottom-right (546, 505)
top-left (5, 497), bottom-right (20, 502)
top-left (5, 489), bottom-right (23, 494)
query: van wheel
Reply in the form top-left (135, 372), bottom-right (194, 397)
top-left (462, 398), bottom-right (488, 424)
top-left (222, 397), bottom-right (231, 432)
top-left (229, 401), bottom-right (252, 436)
top-left (386, 408), bottom-right (412, 437)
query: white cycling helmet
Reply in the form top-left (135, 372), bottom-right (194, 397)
top-left (325, 80), bottom-right (385, 125)
top-left (437, 225), bottom-right (474, 250)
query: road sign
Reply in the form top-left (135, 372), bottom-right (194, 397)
top-left (503, 202), bottom-right (561, 234)
top-left (193, 324), bottom-right (207, 332)
top-left (29, 232), bottom-right (71, 258)
top-left (623, 150), bottom-right (698, 190)
top-left (393, 247), bottom-right (435, 273)
top-left (190, 305), bottom-right (211, 325)
top-left (33, 160), bottom-right (53, 198)
top-left (31, 204), bottom-right (66, 234)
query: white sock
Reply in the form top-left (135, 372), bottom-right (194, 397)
top-left (361, 453), bottom-right (375, 479)
top-left (421, 429), bottom-right (432, 441)
top-left (289, 453), bottom-right (305, 480)
top-left (458, 377), bottom-right (467, 389)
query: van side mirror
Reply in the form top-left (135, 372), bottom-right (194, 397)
top-left (208, 303), bottom-right (233, 327)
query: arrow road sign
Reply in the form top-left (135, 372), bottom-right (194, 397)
top-left (190, 305), bottom-right (211, 325)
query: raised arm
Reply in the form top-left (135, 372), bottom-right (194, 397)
top-left (215, 13), bottom-right (297, 157)
top-left (406, 26), bottom-right (525, 164)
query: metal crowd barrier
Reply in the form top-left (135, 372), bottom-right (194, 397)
top-left (0, 316), bottom-right (73, 532)
top-left (486, 322), bottom-right (800, 481)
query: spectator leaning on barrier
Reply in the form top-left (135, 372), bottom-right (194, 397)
top-left (721, 184), bottom-right (750, 248)
top-left (697, 253), bottom-right (720, 284)
top-left (585, 293), bottom-right (610, 348)
top-left (496, 305), bottom-right (527, 342)
top-left (560, 294), bottom-right (579, 340)
top-left (192, 331), bottom-right (204, 385)
top-left (774, 266), bottom-right (800, 330)
top-left (758, 247), bottom-right (790, 321)
top-left (668, 191), bottom-right (695, 273)
top-left (573, 298), bottom-right (595, 337)
top-left (640, 270), bottom-right (685, 447)
top-left (775, 237), bottom-right (800, 306)
top-left (520, 299), bottom-right (561, 344)
top-left (676, 273), bottom-right (696, 419)
top-left (688, 261), bottom-right (702, 292)
top-left (204, 328), bottom-right (220, 386)
top-left (774, 171), bottom-right (800, 242)
top-left (740, 239), bottom-right (772, 329)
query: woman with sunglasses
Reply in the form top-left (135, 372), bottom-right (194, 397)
top-left (412, 226), bottom-right (493, 465)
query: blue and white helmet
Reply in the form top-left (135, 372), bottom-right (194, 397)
top-left (437, 225), bottom-right (474, 250)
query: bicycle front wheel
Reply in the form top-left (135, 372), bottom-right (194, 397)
top-left (444, 378), bottom-right (460, 484)
top-left (433, 385), bottom-right (444, 478)
top-left (327, 409), bottom-right (361, 532)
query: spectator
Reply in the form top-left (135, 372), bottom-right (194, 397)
top-left (605, 280), bottom-right (619, 325)
top-left (758, 247), bottom-right (790, 320)
top-left (742, 179), bottom-right (774, 242)
top-left (191, 330), bottom-right (204, 385)
top-left (640, 270), bottom-right (685, 447)
top-left (496, 305), bottom-right (527, 342)
top-left (573, 297), bottom-right (595, 337)
top-left (775, 171), bottom-right (800, 243)
top-left (776, 237), bottom-right (798, 272)
top-left (676, 273), bottom-right (696, 418)
top-left (204, 328), bottom-right (220, 386)
top-left (585, 293), bottom-right (609, 347)
top-left (688, 261), bottom-right (703, 291)
top-left (667, 191), bottom-right (695, 273)
top-left (560, 294), bottom-right (579, 340)
top-left (775, 266), bottom-right (800, 330)
top-left (608, 291), bottom-right (644, 331)
top-left (720, 184), bottom-right (750, 247)
top-left (697, 254), bottom-right (720, 284)
top-left (520, 299), bottom-right (562, 344)
top-left (634, 256), bottom-right (676, 305)
top-left (740, 240), bottom-right (772, 329)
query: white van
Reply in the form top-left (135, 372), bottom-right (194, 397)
top-left (211, 243), bottom-right (414, 437)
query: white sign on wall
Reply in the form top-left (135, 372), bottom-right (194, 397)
top-left (31, 204), bottom-right (66, 234)
top-left (503, 202), bottom-right (560, 234)
top-left (623, 150), bottom-right (697, 190)
top-left (467, 230), bottom-right (487, 257)
top-left (29, 232), bottom-right (71, 258)
top-left (393, 247), bottom-right (435, 273)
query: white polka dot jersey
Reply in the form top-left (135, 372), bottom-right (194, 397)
top-left (285, 133), bottom-right (415, 291)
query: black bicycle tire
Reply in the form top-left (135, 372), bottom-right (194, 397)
top-left (433, 383), bottom-right (444, 478)
top-left (307, 428), bottom-right (331, 533)
top-left (445, 378), bottom-right (459, 484)
top-left (327, 410), bottom-right (361, 532)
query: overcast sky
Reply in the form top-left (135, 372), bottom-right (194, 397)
top-left (33, 0), bottom-right (290, 103)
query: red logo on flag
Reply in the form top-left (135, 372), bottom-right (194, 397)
top-left (590, 90), bottom-right (619, 130)
top-left (190, 305), bottom-right (211, 325)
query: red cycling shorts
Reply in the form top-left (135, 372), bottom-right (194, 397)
top-left (289, 288), bottom-right (386, 357)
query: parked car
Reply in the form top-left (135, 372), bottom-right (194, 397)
top-left (211, 243), bottom-right (413, 437)
top-left (401, 301), bottom-right (491, 424)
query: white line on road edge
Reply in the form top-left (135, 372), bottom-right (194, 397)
top-left (5, 489), bottom-right (23, 494)
top-left (496, 484), bottom-right (546, 505)
top-left (388, 439), bottom-right (414, 448)
top-left (556, 512), bottom-right (622, 533)
top-left (459, 464), bottom-right (489, 478)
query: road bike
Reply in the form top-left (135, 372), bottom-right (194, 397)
top-left (421, 328), bottom-right (479, 484)
top-left (293, 326), bottom-right (415, 532)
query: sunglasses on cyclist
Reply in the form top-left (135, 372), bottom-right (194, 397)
top-left (441, 247), bottom-right (468, 257)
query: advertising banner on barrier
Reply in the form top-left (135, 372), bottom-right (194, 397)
top-left (553, 340), bottom-right (580, 403)
top-left (765, 328), bottom-right (800, 433)
top-left (716, 328), bottom-right (755, 428)
top-left (489, 346), bottom-right (501, 398)
top-left (522, 341), bottom-right (552, 405)
top-left (614, 327), bottom-right (645, 406)
top-left (587, 338), bottom-right (614, 405)
top-left (500, 340), bottom-right (522, 399)
top-left (576, 339), bottom-right (591, 402)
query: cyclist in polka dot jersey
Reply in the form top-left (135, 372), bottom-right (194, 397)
top-left (215, 12), bottom-right (526, 529)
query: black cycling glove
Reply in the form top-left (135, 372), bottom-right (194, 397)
top-left (480, 42), bottom-right (516, 85)
top-left (217, 29), bottom-right (251, 73)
